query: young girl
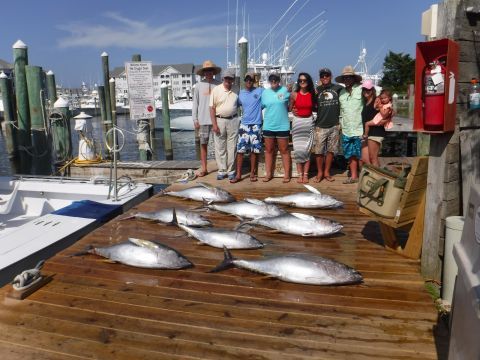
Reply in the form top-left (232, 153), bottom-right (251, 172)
top-left (364, 89), bottom-right (393, 138)
top-left (363, 89), bottom-right (393, 166)
top-left (289, 73), bottom-right (316, 183)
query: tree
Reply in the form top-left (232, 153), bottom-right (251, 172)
top-left (380, 51), bottom-right (415, 93)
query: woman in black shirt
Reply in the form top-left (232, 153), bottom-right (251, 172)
top-left (361, 80), bottom-right (385, 166)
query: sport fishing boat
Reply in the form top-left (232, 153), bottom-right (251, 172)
top-left (0, 175), bottom-right (152, 286)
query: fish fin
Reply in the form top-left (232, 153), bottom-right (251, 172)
top-left (118, 214), bottom-right (135, 221)
top-left (170, 208), bottom-right (179, 225)
top-left (266, 229), bottom-right (282, 234)
top-left (208, 246), bottom-right (235, 273)
top-left (291, 212), bottom-right (316, 221)
top-left (234, 219), bottom-right (253, 231)
top-left (70, 245), bottom-right (94, 257)
top-left (301, 232), bottom-right (314, 237)
top-left (304, 184), bottom-right (321, 194)
top-left (244, 198), bottom-right (265, 205)
top-left (197, 182), bottom-right (213, 189)
top-left (128, 238), bottom-right (159, 249)
top-left (237, 224), bottom-right (252, 233)
top-left (101, 259), bottom-right (117, 264)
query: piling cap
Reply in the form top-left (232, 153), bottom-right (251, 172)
top-left (101, 51), bottom-right (108, 57)
top-left (0, 72), bottom-right (7, 79)
top-left (238, 36), bottom-right (248, 44)
top-left (161, 83), bottom-right (169, 89)
top-left (12, 40), bottom-right (27, 49)
top-left (73, 111), bottom-right (93, 119)
top-left (46, 70), bottom-right (54, 76)
top-left (54, 97), bottom-right (69, 108)
top-left (109, 77), bottom-right (115, 83)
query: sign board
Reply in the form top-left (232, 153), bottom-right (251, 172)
top-left (125, 61), bottom-right (156, 120)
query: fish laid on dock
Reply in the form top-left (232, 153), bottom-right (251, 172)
top-left (164, 182), bottom-right (235, 203)
top-left (72, 238), bottom-right (193, 269)
top-left (238, 212), bottom-right (343, 237)
top-left (126, 208), bottom-right (212, 227)
top-left (264, 184), bottom-right (344, 209)
top-left (177, 223), bottom-right (264, 249)
top-left (210, 247), bottom-right (363, 285)
top-left (203, 198), bottom-right (286, 219)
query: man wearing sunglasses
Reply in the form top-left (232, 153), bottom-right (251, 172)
top-left (313, 68), bottom-right (343, 183)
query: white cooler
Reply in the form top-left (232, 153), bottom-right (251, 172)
top-left (448, 184), bottom-right (480, 359)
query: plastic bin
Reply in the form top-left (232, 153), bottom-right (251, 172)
top-left (442, 216), bottom-right (464, 304)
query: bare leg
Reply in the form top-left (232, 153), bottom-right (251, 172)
top-left (368, 139), bottom-right (381, 167)
top-left (234, 153), bottom-right (244, 180)
top-left (350, 156), bottom-right (359, 179)
top-left (314, 154), bottom-right (324, 182)
top-left (250, 153), bottom-right (258, 181)
top-left (324, 152), bottom-right (334, 180)
top-left (361, 141), bottom-right (370, 166)
top-left (263, 138), bottom-right (275, 181)
top-left (198, 143), bottom-right (208, 175)
top-left (277, 138), bottom-right (291, 182)
top-left (303, 160), bottom-right (310, 183)
top-left (296, 163), bottom-right (304, 183)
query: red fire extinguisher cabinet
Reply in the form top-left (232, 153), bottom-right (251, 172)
top-left (414, 38), bottom-right (459, 133)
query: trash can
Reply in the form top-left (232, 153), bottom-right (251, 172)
top-left (442, 216), bottom-right (464, 304)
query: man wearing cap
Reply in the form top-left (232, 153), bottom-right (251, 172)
top-left (192, 60), bottom-right (221, 177)
top-left (313, 68), bottom-right (343, 183)
top-left (230, 72), bottom-right (263, 183)
top-left (209, 69), bottom-right (240, 180)
top-left (335, 65), bottom-right (364, 184)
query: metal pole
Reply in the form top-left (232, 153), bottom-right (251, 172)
top-left (101, 52), bottom-right (112, 155)
top-left (0, 72), bottom-right (20, 174)
top-left (238, 36), bottom-right (248, 89)
top-left (113, 127), bottom-right (118, 201)
top-left (12, 40), bottom-right (31, 174)
top-left (161, 84), bottom-right (173, 160)
top-left (109, 77), bottom-right (119, 160)
top-left (26, 65), bottom-right (51, 175)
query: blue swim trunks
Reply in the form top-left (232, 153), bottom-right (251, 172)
top-left (237, 124), bottom-right (263, 154)
top-left (341, 134), bottom-right (361, 160)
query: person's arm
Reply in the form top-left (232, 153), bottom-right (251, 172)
top-left (209, 90), bottom-right (220, 134)
top-left (192, 85), bottom-right (200, 129)
top-left (288, 91), bottom-right (297, 113)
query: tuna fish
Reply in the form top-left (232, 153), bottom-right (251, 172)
top-left (164, 182), bottom-right (235, 203)
top-left (72, 238), bottom-right (193, 269)
top-left (264, 184), bottom-right (344, 209)
top-left (177, 223), bottom-right (264, 249)
top-left (125, 208), bottom-right (212, 227)
top-left (204, 198), bottom-right (286, 219)
top-left (210, 247), bottom-right (363, 285)
top-left (238, 212), bottom-right (343, 237)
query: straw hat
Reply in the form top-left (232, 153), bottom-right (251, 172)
top-left (335, 65), bottom-right (362, 84)
top-left (196, 60), bottom-right (221, 76)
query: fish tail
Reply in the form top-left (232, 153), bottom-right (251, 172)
top-left (208, 246), bottom-right (235, 273)
top-left (70, 245), bottom-right (94, 257)
top-left (170, 208), bottom-right (179, 225)
top-left (234, 219), bottom-right (253, 231)
top-left (118, 214), bottom-right (135, 221)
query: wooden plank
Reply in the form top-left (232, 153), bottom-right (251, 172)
top-left (401, 195), bottom-right (426, 259)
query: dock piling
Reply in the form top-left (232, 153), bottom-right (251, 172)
top-left (161, 83), bottom-right (173, 160)
top-left (238, 37), bottom-right (248, 89)
top-left (26, 65), bottom-right (51, 175)
top-left (0, 72), bottom-right (20, 173)
top-left (13, 40), bottom-right (32, 174)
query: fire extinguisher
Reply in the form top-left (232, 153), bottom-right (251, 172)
top-left (423, 55), bottom-right (447, 128)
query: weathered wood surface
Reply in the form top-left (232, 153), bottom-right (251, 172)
top-left (0, 170), bottom-right (448, 359)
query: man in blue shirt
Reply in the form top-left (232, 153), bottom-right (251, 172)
top-left (230, 72), bottom-right (263, 183)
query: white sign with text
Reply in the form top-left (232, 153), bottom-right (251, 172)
top-left (125, 61), bottom-right (156, 120)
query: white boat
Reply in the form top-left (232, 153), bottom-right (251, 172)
top-left (155, 115), bottom-right (194, 131)
top-left (155, 99), bottom-right (193, 110)
top-left (0, 175), bottom-right (152, 285)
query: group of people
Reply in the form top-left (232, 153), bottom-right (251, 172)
top-left (191, 60), bottom-right (393, 185)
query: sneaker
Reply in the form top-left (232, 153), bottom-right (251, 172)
top-left (227, 173), bottom-right (236, 181)
top-left (217, 174), bottom-right (227, 180)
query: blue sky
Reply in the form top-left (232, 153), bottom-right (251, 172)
top-left (0, 0), bottom-right (435, 88)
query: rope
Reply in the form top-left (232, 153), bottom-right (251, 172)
top-left (12, 260), bottom-right (45, 291)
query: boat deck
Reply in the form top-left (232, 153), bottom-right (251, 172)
top-left (0, 168), bottom-right (448, 359)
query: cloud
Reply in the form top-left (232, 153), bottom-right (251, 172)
top-left (57, 12), bottom-right (226, 49)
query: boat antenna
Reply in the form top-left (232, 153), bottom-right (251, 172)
top-left (226, 0), bottom-right (230, 66)
top-left (235, 0), bottom-right (239, 71)
top-left (274, 0), bottom-right (311, 41)
top-left (252, 0), bottom-right (299, 57)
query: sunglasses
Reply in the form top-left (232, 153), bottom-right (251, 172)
top-left (244, 78), bottom-right (253, 82)
top-left (298, 79), bottom-right (307, 83)
top-left (320, 74), bottom-right (331, 78)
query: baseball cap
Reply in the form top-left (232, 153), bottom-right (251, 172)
top-left (222, 69), bottom-right (236, 79)
top-left (361, 79), bottom-right (374, 90)
top-left (319, 68), bottom-right (332, 76)
top-left (244, 71), bottom-right (255, 80)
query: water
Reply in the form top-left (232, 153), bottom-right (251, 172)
top-left (0, 109), bottom-right (202, 176)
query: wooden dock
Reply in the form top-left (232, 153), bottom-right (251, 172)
top-left (0, 168), bottom-right (448, 359)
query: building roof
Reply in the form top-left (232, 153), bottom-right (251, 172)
top-left (111, 63), bottom-right (195, 78)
